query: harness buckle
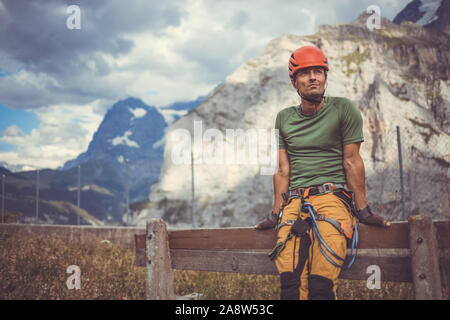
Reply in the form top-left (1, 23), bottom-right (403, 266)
top-left (295, 188), bottom-right (305, 197)
top-left (322, 183), bottom-right (334, 193)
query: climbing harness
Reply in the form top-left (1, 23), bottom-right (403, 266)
top-left (282, 182), bottom-right (346, 200)
top-left (268, 183), bottom-right (359, 270)
top-left (303, 199), bottom-right (359, 269)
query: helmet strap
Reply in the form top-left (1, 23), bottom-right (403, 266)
top-left (297, 81), bottom-right (328, 107)
top-left (298, 90), bottom-right (324, 104)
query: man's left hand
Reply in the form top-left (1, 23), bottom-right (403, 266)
top-left (356, 206), bottom-right (390, 228)
top-left (359, 213), bottom-right (390, 228)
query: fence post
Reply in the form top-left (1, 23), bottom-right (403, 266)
top-left (408, 214), bottom-right (442, 299)
top-left (145, 218), bottom-right (175, 300)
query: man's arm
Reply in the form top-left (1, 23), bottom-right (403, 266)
top-left (343, 143), bottom-right (390, 227)
top-left (255, 149), bottom-right (290, 229)
top-left (272, 149), bottom-right (290, 214)
top-left (343, 143), bottom-right (367, 211)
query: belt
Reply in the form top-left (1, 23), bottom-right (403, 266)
top-left (282, 182), bottom-right (347, 201)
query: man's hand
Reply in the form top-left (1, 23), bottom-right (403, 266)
top-left (356, 206), bottom-right (390, 228)
top-left (254, 212), bottom-right (279, 230)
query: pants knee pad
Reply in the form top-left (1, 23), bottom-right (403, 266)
top-left (280, 272), bottom-right (300, 300)
top-left (308, 274), bottom-right (335, 300)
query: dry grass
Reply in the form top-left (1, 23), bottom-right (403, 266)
top-left (174, 270), bottom-right (280, 300)
top-left (173, 270), bottom-right (415, 300)
top-left (0, 233), bottom-right (440, 300)
top-left (336, 278), bottom-right (414, 300)
top-left (0, 233), bottom-right (145, 300)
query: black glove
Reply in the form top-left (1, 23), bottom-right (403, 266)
top-left (254, 212), bottom-right (279, 230)
top-left (356, 205), bottom-right (390, 228)
top-left (355, 205), bottom-right (373, 220)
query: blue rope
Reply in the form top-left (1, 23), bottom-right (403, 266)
top-left (306, 203), bottom-right (358, 270)
top-left (347, 221), bottom-right (359, 269)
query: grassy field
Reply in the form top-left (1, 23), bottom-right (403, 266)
top-left (0, 233), bottom-right (423, 300)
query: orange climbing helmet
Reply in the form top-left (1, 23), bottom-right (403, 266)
top-left (288, 46), bottom-right (329, 86)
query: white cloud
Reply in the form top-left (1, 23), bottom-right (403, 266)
top-left (1, 125), bottom-right (25, 140)
top-left (0, 0), bottom-right (411, 169)
top-left (105, 0), bottom-right (324, 107)
top-left (0, 100), bottom-right (105, 169)
top-left (0, 0), bottom-right (412, 109)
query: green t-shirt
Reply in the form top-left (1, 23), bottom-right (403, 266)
top-left (275, 96), bottom-right (364, 190)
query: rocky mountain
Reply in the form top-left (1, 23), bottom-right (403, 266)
top-left (62, 97), bottom-right (167, 204)
top-left (135, 11), bottom-right (449, 228)
top-left (393, 0), bottom-right (449, 34)
top-left (1, 96), bottom-right (206, 225)
top-left (0, 166), bottom-right (11, 175)
top-left (62, 96), bottom-right (205, 205)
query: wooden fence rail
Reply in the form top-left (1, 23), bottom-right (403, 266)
top-left (135, 215), bottom-right (449, 300)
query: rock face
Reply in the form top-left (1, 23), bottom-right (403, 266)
top-left (136, 13), bottom-right (449, 228)
top-left (63, 97), bottom-right (169, 205)
top-left (62, 96), bottom-right (205, 205)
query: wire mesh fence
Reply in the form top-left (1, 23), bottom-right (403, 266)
top-left (0, 162), bottom-right (133, 226)
top-left (363, 123), bottom-right (448, 222)
top-left (1, 122), bottom-right (448, 226)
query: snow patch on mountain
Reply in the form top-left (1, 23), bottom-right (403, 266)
top-left (129, 107), bottom-right (147, 120)
top-left (157, 108), bottom-right (189, 125)
top-left (152, 135), bottom-right (166, 150)
top-left (416, 0), bottom-right (442, 26)
top-left (110, 130), bottom-right (140, 148)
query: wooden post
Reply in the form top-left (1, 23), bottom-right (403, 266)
top-left (408, 214), bottom-right (442, 300)
top-left (146, 219), bottom-right (175, 300)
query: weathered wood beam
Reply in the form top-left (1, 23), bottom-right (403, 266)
top-left (169, 249), bottom-right (413, 282)
top-left (408, 215), bottom-right (443, 300)
top-left (136, 220), bottom-right (430, 251)
top-left (145, 219), bottom-right (175, 300)
top-left (134, 218), bottom-right (449, 289)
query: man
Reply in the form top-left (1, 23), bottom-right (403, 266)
top-left (255, 46), bottom-right (390, 300)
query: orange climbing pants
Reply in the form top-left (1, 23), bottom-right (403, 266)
top-left (274, 193), bottom-right (356, 300)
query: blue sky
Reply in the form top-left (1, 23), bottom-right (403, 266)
top-left (0, 103), bottom-right (39, 136)
top-left (0, 106), bottom-right (37, 152)
top-left (0, 0), bottom-right (412, 170)
top-left (0, 66), bottom-right (34, 152)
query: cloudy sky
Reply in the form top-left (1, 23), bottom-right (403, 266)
top-left (0, 0), bottom-right (411, 170)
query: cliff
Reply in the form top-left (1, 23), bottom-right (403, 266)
top-left (136, 13), bottom-right (449, 228)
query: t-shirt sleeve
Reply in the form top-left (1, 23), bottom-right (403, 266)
top-left (275, 111), bottom-right (287, 150)
top-left (340, 99), bottom-right (364, 145)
